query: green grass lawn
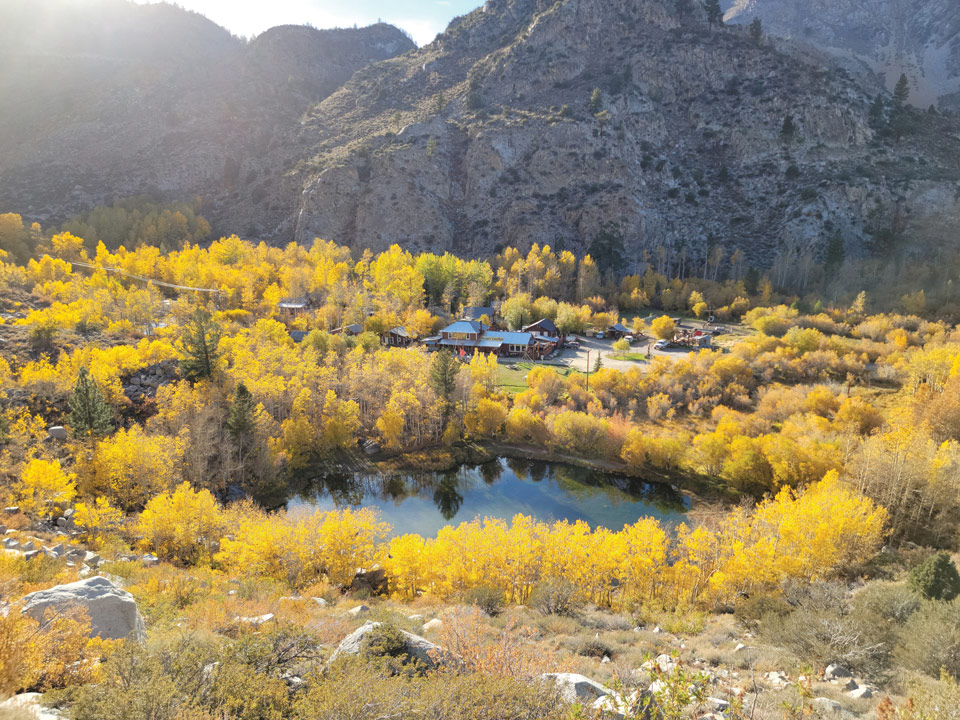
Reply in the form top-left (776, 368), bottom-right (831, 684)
top-left (496, 362), bottom-right (576, 395)
top-left (609, 353), bottom-right (649, 362)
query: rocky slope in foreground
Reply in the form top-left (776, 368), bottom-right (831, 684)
top-left (724, 0), bottom-right (960, 112)
top-left (0, 0), bottom-right (414, 239)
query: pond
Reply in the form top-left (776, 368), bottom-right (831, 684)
top-left (287, 457), bottom-right (690, 537)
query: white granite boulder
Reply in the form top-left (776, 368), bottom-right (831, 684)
top-left (20, 576), bottom-right (145, 642)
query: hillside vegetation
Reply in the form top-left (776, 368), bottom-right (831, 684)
top-left (0, 217), bottom-right (959, 717)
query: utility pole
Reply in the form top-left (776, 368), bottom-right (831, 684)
top-left (586, 349), bottom-right (591, 392)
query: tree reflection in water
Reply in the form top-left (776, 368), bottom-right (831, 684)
top-left (432, 474), bottom-right (464, 521)
top-left (291, 458), bottom-right (690, 538)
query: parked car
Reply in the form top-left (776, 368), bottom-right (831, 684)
top-left (595, 331), bottom-right (605, 339)
top-left (624, 334), bottom-right (635, 343)
top-left (565, 340), bottom-right (580, 350)
top-left (654, 340), bottom-right (670, 350)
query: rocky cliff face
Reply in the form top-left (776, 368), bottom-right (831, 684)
top-left (2, 0), bottom-right (959, 274)
top-left (0, 0), bottom-right (415, 238)
top-left (723, 0), bottom-right (960, 111)
top-left (292, 0), bottom-right (960, 271)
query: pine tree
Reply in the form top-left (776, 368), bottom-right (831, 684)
top-left (180, 307), bottom-right (222, 382)
top-left (780, 114), bottom-right (796, 142)
top-left (749, 17), bottom-right (763, 45)
top-left (868, 94), bottom-right (885, 127)
top-left (824, 232), bottom-right (845, 279)
top-left (429, 351), bottom-right (460, 423)
top-left (909, 552), bottom-right (960, 601)
top-left (68, 367), bottom-right (113, 439)
top-left (893, 73), bottom-right (910, 106)
top-left (704, 0), bottom-right (724, 27)
top-left (227, 383), bottom-right (257, 451)
top-left (594, 351), bottom-right (603, 372)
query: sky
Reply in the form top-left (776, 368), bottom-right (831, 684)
top-left (143, 0), bottom-right (484, 46)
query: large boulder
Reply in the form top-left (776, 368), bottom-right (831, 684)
top-left (20, 576), bottom-right (145, 642)
top-left (540, 673), bottom-right (614, 704)
top-left (328, 621), bottom-right (451, 668)
top-left (0, 693), bottom-right (63, 719)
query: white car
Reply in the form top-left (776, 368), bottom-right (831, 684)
top-left (654, 340), bottom-right (670, 350)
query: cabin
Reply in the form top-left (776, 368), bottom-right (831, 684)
top-left (461, 306), bottom-right (495, 323)
top-left (522, 318), bottom-right (561, 339)
top-left (289, 330), bottom-right (309, 344)
top-left (331, 323), bottom-right (363, 337)
top-left (382, 327), bottom-right (414, 347)
top-left (425, 320), bottom-right (488, 353)
top-left (478, 331), bottom-right (536, 357)
top-left (606, 323), bottom-right (631, 340)
top-left (277, 297), bottom-right (311, 318)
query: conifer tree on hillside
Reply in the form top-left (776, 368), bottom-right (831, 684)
top-left (69, 367), bottom-right (113, 439)
top-left (750, 17), bottom-right (763, 45)
top-left (704, 0), bottom-right (724, 27)
top-left (893, 73), bottom-right (910, 106)
top-left (227, 383), bottom-right (257, 451)
top-left (429, 351), bottom-right (460, 424)
top-left (180, 307), bottom-right (222, 382)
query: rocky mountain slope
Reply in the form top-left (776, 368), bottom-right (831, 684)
top-left (0, 0), bottom-right (414, 238)
top-left (723, 0), bottom-right (960, 112)
top-left (291, 0), bottom-right (960, 272)
top-left (2, 0), bottom-right (959, 274)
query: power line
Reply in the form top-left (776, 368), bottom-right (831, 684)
top-left (68, 261), bottom-right (220, 294)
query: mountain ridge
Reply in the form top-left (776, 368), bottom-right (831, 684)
top-left (723, 0), bottom-right (960, 111)
top-left (0, 0), bottom-right (415, 239)
top-left (289, 0), bottom-right (960, 277)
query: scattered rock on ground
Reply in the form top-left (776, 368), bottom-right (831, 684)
top-left (20, 576), bottom-right (145, 642)
top-left (540, 673), bottom-right (614, 704)
top-left (825, 663), bottom-right (852, 680)
top-left (328, 621), bottom-right (451, 668)
top-left (0, 692), bottom-right (64, 719)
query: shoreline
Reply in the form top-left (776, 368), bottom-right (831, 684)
top-left (365, 441), bottom-right (739, 506)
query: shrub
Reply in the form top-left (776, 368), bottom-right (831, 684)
top-left (463, 586), bottom-right (506, 616)
top-left (909, 552), bottom-right (960, 601)
top-left (894, 600), bottom-right (960, 678)
top-left (575, 637), bottom-right (612, 659)
top-left (362, 623), bottom-right (408, 659)
top-left (530, 580), bottom-right (581, 616)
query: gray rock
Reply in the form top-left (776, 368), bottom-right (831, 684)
top-left (540, 673), bottom-right (613, 704)
top-left (20, 576), bottom-right (145, 642)
top-left (825, 663), bottom-right (852, 680)
top-left (21, 541), bottom-right (35, 552)
top-left (3, 538), bottom-right (20, 550)
top-left (706, 697), bottom-right (730, 712)
top-left (421, 618), bottom-right (443, 632)
top-left (23, 550), bottom-right (40, 561)
top-left (234, 613), bottom-right (275, 626)
top-left (83, 551), bottom-right (101, 567)
top-left (849, 686), bottom-right (872, 699)
top-left (47, 426), bottom-right (68, 441)
top-left (328, 621), bottom-right (451, 668)
top-left (311, 597), bottom-right (328, 606)
top-left (4, 507), bottom-right (20, 514)
top-left (347, 604), bottom-right (369, 616)
top-left (812, 697), bottom-right (843, 714)
top-left (141, 554), bottom-right (159, 566)
top-left (0, 692), bottom-right (64, 719)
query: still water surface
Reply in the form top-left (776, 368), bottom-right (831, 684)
top-left (288, 457), bottom-right (689, 537)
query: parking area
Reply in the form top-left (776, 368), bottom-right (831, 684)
top-left (551, 334), bottom-right (688, 373)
